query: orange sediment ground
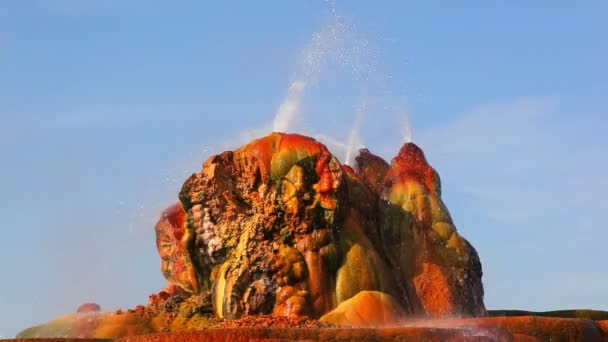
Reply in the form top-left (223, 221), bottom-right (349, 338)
top-left (20, 134), bottom-right (590, 340)
top-left (8, 316), bottom-right (608, 341)
top-left (116, 327), bottom-right (510, 342)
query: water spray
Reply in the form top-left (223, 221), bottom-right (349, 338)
top-left (399, 108), bottom-right (413, 143)
top-left (272, 3), bottom-right (377, 133)
top-left (344, 99), bottom-right (366, 165)
top-left (272, 80), bottom-right (307, 132)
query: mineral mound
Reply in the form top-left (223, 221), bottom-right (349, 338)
top-left (18, 132), bottom-right (486, 339)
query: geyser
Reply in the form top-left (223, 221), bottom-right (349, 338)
top-left (17, 132), bottom-right (608, 341)
top-left (18, 132), bottom-right (485, 338)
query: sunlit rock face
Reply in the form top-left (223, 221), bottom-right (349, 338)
top-left (161, 133), bottom-right (485, 319)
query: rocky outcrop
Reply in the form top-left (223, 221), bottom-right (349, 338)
top-left (165, 133), bottom-right (485, 319)
top-left (175, 133), bottom-right (400, 319)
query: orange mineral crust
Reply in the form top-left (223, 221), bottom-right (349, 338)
top-left (15, 314), bottom-right (608, 341)
top-left (154, 203), bottom-right (199, 295)
top-left (384, 143), bottom-right (442, 204)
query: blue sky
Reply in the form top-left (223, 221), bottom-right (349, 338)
top-left (1, 0), bottom-right (607, 337)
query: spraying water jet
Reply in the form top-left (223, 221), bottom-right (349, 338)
top-left (343, 99), bottom-right (366, 165)
top-left (18, 132), bottom-right (488, 338)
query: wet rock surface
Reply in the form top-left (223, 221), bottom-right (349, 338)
top-left (166, 133), bottom-right (485, 321)
top-left (319, 290), bottom-right (406, 327)
top-left (378, 143), bottom-right (485, 317)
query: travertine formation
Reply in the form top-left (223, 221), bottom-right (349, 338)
top-left (158, 133), bottom-right (485, 319)
top-left (18, 132), bottom-right (489, 338)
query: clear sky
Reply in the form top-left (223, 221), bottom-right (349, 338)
top-left (1, 0), bottom-right (607, 337)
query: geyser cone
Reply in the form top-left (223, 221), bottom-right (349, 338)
top-left (17, 133), bottom-right (487, 339)
top-left (172, 134), bottom-right (485, 320)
